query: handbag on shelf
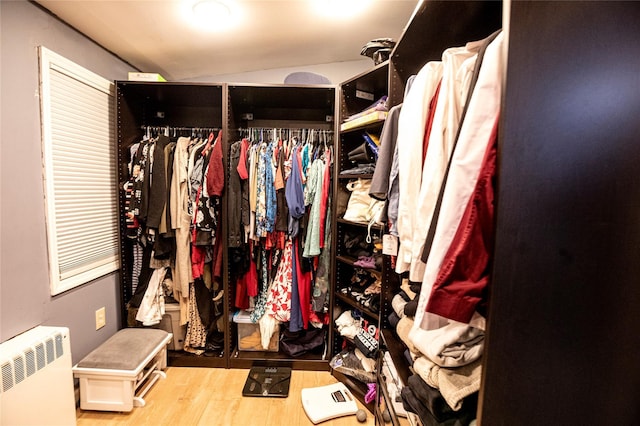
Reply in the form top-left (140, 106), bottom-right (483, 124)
top-left (343, 179), bottom-right (384, 224)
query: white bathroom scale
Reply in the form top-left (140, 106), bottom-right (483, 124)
top-left (301, 382), bottom-right (359, 424)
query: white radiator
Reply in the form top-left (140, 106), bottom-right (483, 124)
top-left (0, 326), bottom-right (76, 425)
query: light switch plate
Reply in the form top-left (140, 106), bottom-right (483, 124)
top-left (95, 307), bottom-right (106, 330)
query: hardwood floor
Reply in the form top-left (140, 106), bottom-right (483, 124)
top-left (76, 367), bottom-right (376, 426)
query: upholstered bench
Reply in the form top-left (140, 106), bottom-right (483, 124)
top-left (73, 328), bottom-right (172, 412)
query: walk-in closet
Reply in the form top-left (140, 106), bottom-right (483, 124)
top-left (3, 0), bottom-right (640, 425)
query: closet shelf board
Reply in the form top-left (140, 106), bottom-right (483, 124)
top-left (380, 329), bottom-right (411, 387)
top-left (336, 255), bottom-right (381, 274)
top-left (167, 352), bottom-right (226, 368)
top-left (338, 173), bottom-right (374, 180)
top-left (337, 218), bottom-right (383, 231)
top-left (340, 111), bottom-right (388, 132)
top-left (229, 349), bottom-right (330, 371)
top-left (335, 292), bottom-right (380, 321)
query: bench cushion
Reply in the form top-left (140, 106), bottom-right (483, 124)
top-left (77, 328), bottom-right (169, 371)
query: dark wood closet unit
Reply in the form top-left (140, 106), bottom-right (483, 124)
top-left (226, 83), bottom-right (336, 371)
top-left (481, 2), bottom-right (640, 425)
top-left (357, 1), bottom-right (640, 425)
top-left (332, 61), bottom-right (391, 413)
top-left (115, 81), bottom-right (227, 368)
top-left (369, 2), bottom-right (503, 424)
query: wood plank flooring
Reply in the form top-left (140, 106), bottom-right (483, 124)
top-left (76, 367), bottom-right (376, 426)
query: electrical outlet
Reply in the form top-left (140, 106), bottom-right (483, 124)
top-left (95, 307), bottom-right (106, 330)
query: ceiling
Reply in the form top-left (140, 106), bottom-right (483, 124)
top-left (36, 0), bottom-right (419, 81)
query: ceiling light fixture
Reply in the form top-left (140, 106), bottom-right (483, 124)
top-left (182, 0), bottom-right (240, 31)
top-left (193, 0), bottom-right (230, 18)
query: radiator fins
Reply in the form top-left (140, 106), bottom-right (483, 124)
top-left (0, 332), bottom-right (65, 392)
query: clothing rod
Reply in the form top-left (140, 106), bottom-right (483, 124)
top-left (237, 127), bottom-right (334, 144)
top-left (236, 127), bottom-right (333, 133)
top-left (140, 125), bottom-right (220, 132)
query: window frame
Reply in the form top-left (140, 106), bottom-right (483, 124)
top-left (38, 46), bottom-right (119, 295)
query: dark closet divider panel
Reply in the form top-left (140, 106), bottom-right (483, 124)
top-left (481, 2), bottom-right (640, 424)
top-left (381, 0), bottom-right (501, 422)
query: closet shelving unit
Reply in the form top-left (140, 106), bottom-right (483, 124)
top-left (225, 83), bottom-right (336, 371)
top-left (364, 1), bottom-right (503, 424)
top-left (332, 1), bottom-right (640, 425)
top-left (115, 81), bottom-right (227, 368)
top-left (331, 61), bottom-right (391, 412)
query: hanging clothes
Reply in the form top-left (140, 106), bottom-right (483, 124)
top-left (120, 124), bottom-right (224, 356)
top-left (232, 128), bottom-right (332, 335)
top-left (303, 157), bottom-right (325, 258)
top-left (266, 238), bottom-right (294, 322)
top-left (408, 40), bottom-right (482, 282)
top-left (248, 142), bottom-right (259, 241)
top-left (250, 247), bottom-right (270, 323)
top-left (146, 135), bottom-right (169, 229)
top-left (395, 61), bottom-right (443, 275)
top-left (295, 239), bottom-right (313, 330)
top-left (184, 281), bottom-right (207, 353)
top-left (274, 139), bottom-right (290, 233)
top-left (412, 32), bottom-right (503, 333)
top-left (255, 141), bottom-right (277, 237)
top-left (289, 237), bottom-right (304, 332)
top-left (170, 136), bottom-right (194, 313)
top-left (313, 195), bottom-right (331, 312)
top-left (228, 140), bottom-right (243, 248)
top-left (135, 267), bottom-right (167, 326)
top-left (237, 138), bottom-right (251, 240)
top-left (286, 145), bottom-right (306, 239)
top-left (318, 146), bottom-right (332, 247)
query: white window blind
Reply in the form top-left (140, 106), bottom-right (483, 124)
top-left (39, 47), bottom-right (119, 295)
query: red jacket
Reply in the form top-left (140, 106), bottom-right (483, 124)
top-left (426, 122), bottom-right (497, 323)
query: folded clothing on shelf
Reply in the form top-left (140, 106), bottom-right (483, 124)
top-left (353, 255), bottom-right (375, 269)
top-left (344, 95), bottom-right (388, 123)
top-left (339, 163), bottom-right (376, 175)
top-left (343, 231), bottom-right (372, 258)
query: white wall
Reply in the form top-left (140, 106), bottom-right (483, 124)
top-left (0, 0), bottom-right (131, 363)
top-left (183, 58), bottom-right (373, 84)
